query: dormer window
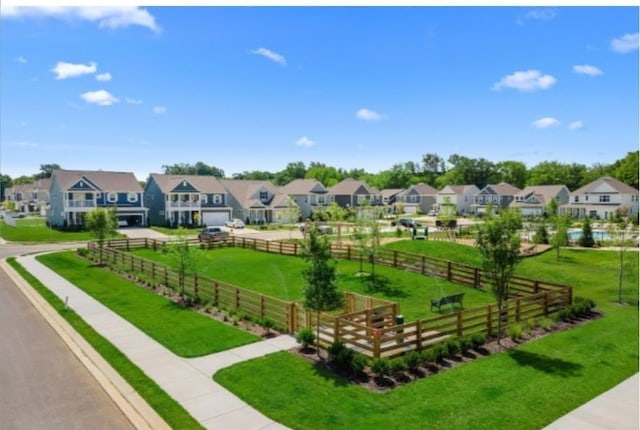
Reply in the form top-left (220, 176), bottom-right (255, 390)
top-left (259, 191), bottom-right (268, 200)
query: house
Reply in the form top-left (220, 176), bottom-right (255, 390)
top-left (48, 169), bottom-right (147, 228)
top-left (510, 185), bottom-right (570, 217)
top-left (560, 176), bottom-right (639, 219)
top-left (279, 179), bottom-right (329, 220)
top-left (328, 178), bottom-right (380, 209)
top-left (395, 183), bottom-right (438, 214)
top-left (471, 182), bottom-right (521, 214)
top-left (380, 189), bottom-right (404, 207)
top-left (4, 183), bottom-right (31, 213)
top-left (144, 174), bottom-right (232, 227)
top-left (5, 179), bottom-right (51, 215)
top-left (435, 184), bottom-right (480, 215)
top-left (221, 179), bottom-right (300, 224)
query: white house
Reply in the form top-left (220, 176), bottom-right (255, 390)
top-left (509, 185), bottom-right (570, 217)
top-left (435, 184), bottom-right (480, 215)
top-left (560, 176), bottom-right (639, 219)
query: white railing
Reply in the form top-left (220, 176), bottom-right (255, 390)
top-left (168, 201), bottom-right (200, 208)
top-left (66, 200), bottom-right (96, 208)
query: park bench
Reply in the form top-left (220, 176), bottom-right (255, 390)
top-left (430, 293), bottom-right (464, 312)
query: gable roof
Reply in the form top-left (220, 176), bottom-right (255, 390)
top-left (221, 179), bottom-right (279, 208)
top-left (279, 179), bottom-right (327, 195)
top-left (398, 182), bottom-right (438, 197)
top-left (438, 184), bottom-right (479, 195)
top-left (52, 169), bottom-right (142, 192)
top-left (572, 176), bottom-right (638, 195)
top-left (479, 182), bottom-right (521, 196)
top-left (380, 188), bottom-right (404, 199)
top-left (515, 185), bottom-right (567, 202)
top-left (148, 173), bottom-right (226, 194)
top-left (328, 178), bottom-right (374, 195)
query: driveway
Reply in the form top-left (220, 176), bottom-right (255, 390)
top-left (117, 227), bottom-right (169, 241)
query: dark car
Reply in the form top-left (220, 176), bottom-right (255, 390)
top-left (198, 226), bottom-right (230, 242)
top-left (391, 218), bottom-right (417, 228)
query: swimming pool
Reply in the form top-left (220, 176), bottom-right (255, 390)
top-left (568, 229), bottom-right (612, 241)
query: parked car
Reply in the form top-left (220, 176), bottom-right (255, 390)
top-left (299, 223), bottom-right (333, 235)
top-left (225, 218), bottom-right (245, 229)
top-left (427, 210), bottom-right (437, 216)
top-left (391, 218), bottom-right (416, 228)
top-left (198, 226), bottom-right (230, 242)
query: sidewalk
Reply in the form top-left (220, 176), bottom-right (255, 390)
top-left (15, 254), bottom-right (296, 430)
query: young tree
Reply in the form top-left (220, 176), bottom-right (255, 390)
top-left (301, 224), bottom-right (343, 356)
top-left (475, 208), bottom-right (522, 346)
top-left (326, 202), bottom-right (348, 246)
top-left (607, 206), bottom-right (634, 303)
top-left (578, 217), bottom-right (595, 247)
top-left (85, 207), bottom-right (118, 265)
top-left (551, 215), bottom-right (570, 260)
top-left (164, 227), bottom-right (204, 298)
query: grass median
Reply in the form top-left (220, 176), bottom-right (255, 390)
top-left (7, 258), bottom-right (204, 430)
top-left (37, 251), bottom-right (260, 357)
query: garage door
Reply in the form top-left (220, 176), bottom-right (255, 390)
top-left (202, 211), bottom-right (229, 226)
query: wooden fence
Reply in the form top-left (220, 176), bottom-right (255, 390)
top-left (93, 235), bottom-right (573, 358)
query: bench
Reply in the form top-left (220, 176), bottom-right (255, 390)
top-left (430, 293), bottom-right (464, 312)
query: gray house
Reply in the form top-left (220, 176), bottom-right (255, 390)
top-left (395, 183), bottom-right (438, 214)
top-left (435, 184), bottom-right (480, 215)
top-left (221, 179), bottom-right (299, 224)
top-left (472, 182), bottom-right (521, 214)
top-left (279, 179), bottom-right (329, 220)
top-left (144, 174), bottom-right (232, 227)
top-left (48, 169), bottom-right (147, 228)
top-left (328, 178), bottom-right (379, 209)
top-left (509, 185), bottom-right (570, 217)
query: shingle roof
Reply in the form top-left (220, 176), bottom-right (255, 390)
top-left (52, 169), bottom-right (142, 192)
top-left (572, 176), bottom-right (638, 195)
top-left (439, 184), bottom-right (479, 194)
top-left (221, 179), bottom-right (281, 208)
top-left (328, 178), bottom-right (373, 195)
top-left (148, 173), bottom-right (225, 194)
top-left (279, 179), bottom-right (327, 195)
top-left (513, 185), bottom-right (568, 206)
top-left (380, 188), bottom-right (404, 199)
top-left (482, 182), bottom-right (521, 195)
top-left (398, 182), bottom-right (438, 197)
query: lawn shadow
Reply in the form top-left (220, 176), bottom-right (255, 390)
top-left (508, 349), bottom-right (583, 377)
top-left (311, 361), bottom-right (350, 388)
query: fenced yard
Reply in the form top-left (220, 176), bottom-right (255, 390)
top-left (90, 236), bottom-right (572, 358)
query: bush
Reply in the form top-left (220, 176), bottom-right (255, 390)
top-left (349, 353), bottom-right (368, 375)
top-left (537, 316), bottom-right (555, 331)
top-left (389, 358), bottom-right (408, 378)
top-left (296, 328), bottom-right (316, 349)
top-left (420, 348), bottom-right (436, 366)
top-left (533, 224), bottom-right (549, 244)
top-left (459, 336), bottom-right (474, 353)
top-left (261, 317), bottom-right (276, 334)
top-left (371, 358), bottom-right (391, 378)
top-left (328, 341), bottom-right (347, 362)
top-left (470, 333), bottom-right (486, 348)
top-left (77, 248), bottom-right (89, 257)
top-left (404, 351), bottom-right (421, 370)
top-left (430, 343), bottom-right (448, 362)
top-left (508, 323), bottom-right (524, 341)
top-left (445, 339), bottom-right (460, 356)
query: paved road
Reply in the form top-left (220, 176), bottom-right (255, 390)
top-left (0, 242), bottom-right (133, 430)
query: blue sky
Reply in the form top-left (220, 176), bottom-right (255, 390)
top-left (1, 6), bottom-right (638, 181)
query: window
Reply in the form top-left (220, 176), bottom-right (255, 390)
top-left (128, 193), bottom-right (138, 202)
top-left (86, 193), bottom-right (94, 200)
top-left (318, 195), bottom-right (326, 204)
top-left (213, 194), bottom-right (222, 204)
top-left (200, 194), bottom-right (208, 204)
top-left (599, 195), bottom-right (610, 203)
top-left (259, 191), bottom-right (268, 200)
top-left (574, 196), bottom-right (579, 203)
top-left (107, 193), bottom-right (117, 203)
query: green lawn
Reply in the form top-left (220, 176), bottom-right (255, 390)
top-left (37, 251), bottom-right (260, 357)
top-left (7, 258), bottom-right (203, 430)
top-left (214, 247), bottom-right (639, 430)
top-left (130, 247), bottom-right (496, 321)
top-left (150, 226), bottom-right (202, 236)
top-left (382, 239), bottom-right (484, 267)
top-left (0, 218), bottom-right (97, 242)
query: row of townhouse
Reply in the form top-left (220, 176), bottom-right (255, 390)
top-left (4, 169), bottom-right (638, 228)
top-left (3, 179), bottom-right (51, 215)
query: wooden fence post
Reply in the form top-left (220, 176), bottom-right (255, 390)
top-left (534, 280), bottom-right (539, 294)
top-left (543, 292), bottom-right (548, 316)
top-left (373, 331), bottom-right (381, 359)
top-left (347, 245), bottom-right (351, 261)
top-left (126, 238), bottom-right (130, 251)
top-left (487, 305), bottom-right (493, 337)
top-left (279, 241), bottom-right (283, 254)
top-left (421, 256), bottom-right (426, 275)
top-left (214, 282), bottom-right (219, 305)
top-left (151, 262), bottom-right (156, 281)
top-left (447, 261), bottom-right (452, 281)
top-left (515, 298), bottom-right (521, 322)
top-left (164, 267), bottom-right (168, 287)
top-left (457, 311), bottom-right (463, 337)
top-left (416, 320), bottom-right (422, 351)
top-left (235, 287), bottom-right (240, 311)
top-left (260, 295), bottom-right (265, 318)
top-left (393, 251), bottom-right (398, 268)
top-left (294, 243), bottom-right (298, 256)
top-left (194, 274), bottom-right (199, 298)
top-left (474, 268), bottom-right (480, 288)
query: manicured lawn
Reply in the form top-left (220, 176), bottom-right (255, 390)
top-left (0, 218), bottom-right (95, 242)
top-left (37, 251), bottom-right (260, 357)
top-left (130, 247), bottom-right (496, 321)
top-left (7, 258), bottom-right (203, 430)
top-left (215, 247), bottom-right (639, 430)
top-left (150, 226), bottom-right (202, 236)
top-left (382, 239), bottom-right (484, 267)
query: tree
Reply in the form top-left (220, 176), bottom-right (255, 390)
top-left (496, 160), bottom-right (528, 189)
top-left (607, 206), bottom-right (634, 303)
top-left (162, 162), bottom-right (224, 178)
top-left (301, 225), bottom-right (343, 356)
top-left (612, 150), bottom-right (639, 189)
top-left (326, 202), bottom-right (348, 246)
top-left (546, 198), bottom-right (559, 219)
top-left (85, 207), bottom-right (118, 265)
top-left (551, 215), bottom-right (570, 260)
top-left (164, 227), bottom-right (204, 298)
top-left (578, 217), bottom-right (595, 248)
top-left (532, 222), bottom-right (549, 244)
top-left (34, 163), bottom-right (61, 180)
top-left (274, 161), bottom-right (306, 186)
top-left (0, 174), bottom-right (11, 201)
top-left (475, 209), bottom-right (522, 346)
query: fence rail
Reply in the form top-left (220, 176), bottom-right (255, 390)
top-left (92, 234), bottom-right (573, 358)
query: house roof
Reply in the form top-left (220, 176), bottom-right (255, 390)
top-left (380, 188), bottom-right (404, 199)
top-left (328, 178), bottom-right (374, 195)
top-left (572, 176), bottom-right (638, 195)
top-left (480, 182), bottom-right (521, 196)
top-left (34, 178), bottom-right (51, 191)
top-left (221, 179), bottom-right (286, 209)
top-left (438, 184), bottom-right (479, 195)
top-left (52, 169), bottom-right (142, 192)
top-left (279, 179), bottom-right (327, 195)
top-left (148, 173), bottom-right (226, 194)
top-left (512, 185), bottom-right (568, 206)
top-left (398, 182), bottom-right (438, 197)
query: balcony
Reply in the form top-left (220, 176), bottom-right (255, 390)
top-left (66, 200), bottom-right (96, 208)
top-left (168, 201), bottom-right (201, 208)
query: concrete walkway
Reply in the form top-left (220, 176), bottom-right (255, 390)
top-left (15, 254), bottom-right (296, 430)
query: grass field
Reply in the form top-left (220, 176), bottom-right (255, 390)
top-left (0, 218), bottom-right (97, 242)
top-left (130, 247), bottom-right (496, 321)
top-left (7, 258), bottom-right (204, 430)
top-left (214, 246), bottom-right (639, 430)
top-left (37, 251), bottom-right (260, 357)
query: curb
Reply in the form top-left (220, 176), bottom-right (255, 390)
top-left (0, 258), bottom-right (171, 430)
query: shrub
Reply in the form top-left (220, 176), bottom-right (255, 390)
top-left (431, 343), bottom-right (448, 362)
top-left (261, 317), bottom-right (276, 334)
top-left (328, 341), bottom-right (347, 362)
top-left (296, 328), bottom-right (316, 349)
top-left (404, 351), bottom-right (421, 370)
top-left (420, 348), bottom-right (436, 365)
top-left (349, 353), bottom-right (368, 375)
top-left (389, 358), bottom-right (408, 378)
top-left (508, 323), bottom-right (524, 341)
top-left (533, 224), bottom-right (549, 244)
top-left (470, 333), bottom-right (486, 348)
top-left (336, 348), bottom-right (355, 371)
top-left (459, 336), bottom-right (474, 353)
top-left (445, 339), bottom-right (460, 356)
top-left (537, 316), bottom-right (555, 331)
top-left (371, 358), bottom-right (391, 378)
top-left (77, 248), bottom-right (89, 257)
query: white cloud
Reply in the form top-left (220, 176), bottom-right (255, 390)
top-left (80, 90), bottom-right (118, 106)
top-left (153, 106), bottom-right (167, 114)
top-left (611, 32), bottom-right (639, 53)
top-left (295, 136), bottom-right (315, 147)
top-left (96, 72), bottom-right (112, 81)
top-left (51, 61), bottom-right (96, 80)
top-left (16, 56), bottom-right (27, 63)
top-left (524, 9), bottom-right (557, 21)
top-left (125, 97), bottom-right (143, 104)
top-left (568, 121), bottom-right (584, 130)
top-left (573, 64), bottom-right (603, 76)
top-left (7, 141), bottom-right (38, 148)
top-left (532, 117), bottom-right (561, 128)
top-left (251, 48), bottom-right (287, 65)
top-left (356, 108), bottom-right (385, 121)
top-left (492, 70), bottom-right (557, 92)
top-left (1, 6), bottom-right (160, 33)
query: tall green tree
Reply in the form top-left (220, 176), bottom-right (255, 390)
top-left (274, 161), bottom-right (307, 186)
top-left (578, 217), bottom-right (595, 247)
top-left (162, 162), bottom-right (224, 178)
top-left (496, 160), bottom-right (528, 189)
top-left (164, 227), bottom-right (204, 298)
top-left (475, 209), bottom-right (522, 346)
top-left (301, 224), bottom-right (343, 356)
top-left (85, 207), bottom-right (118, 265)
top-left (612, 150), bottom-right (639, 189)
top-left (34, 163), bottom-right (61, 179)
